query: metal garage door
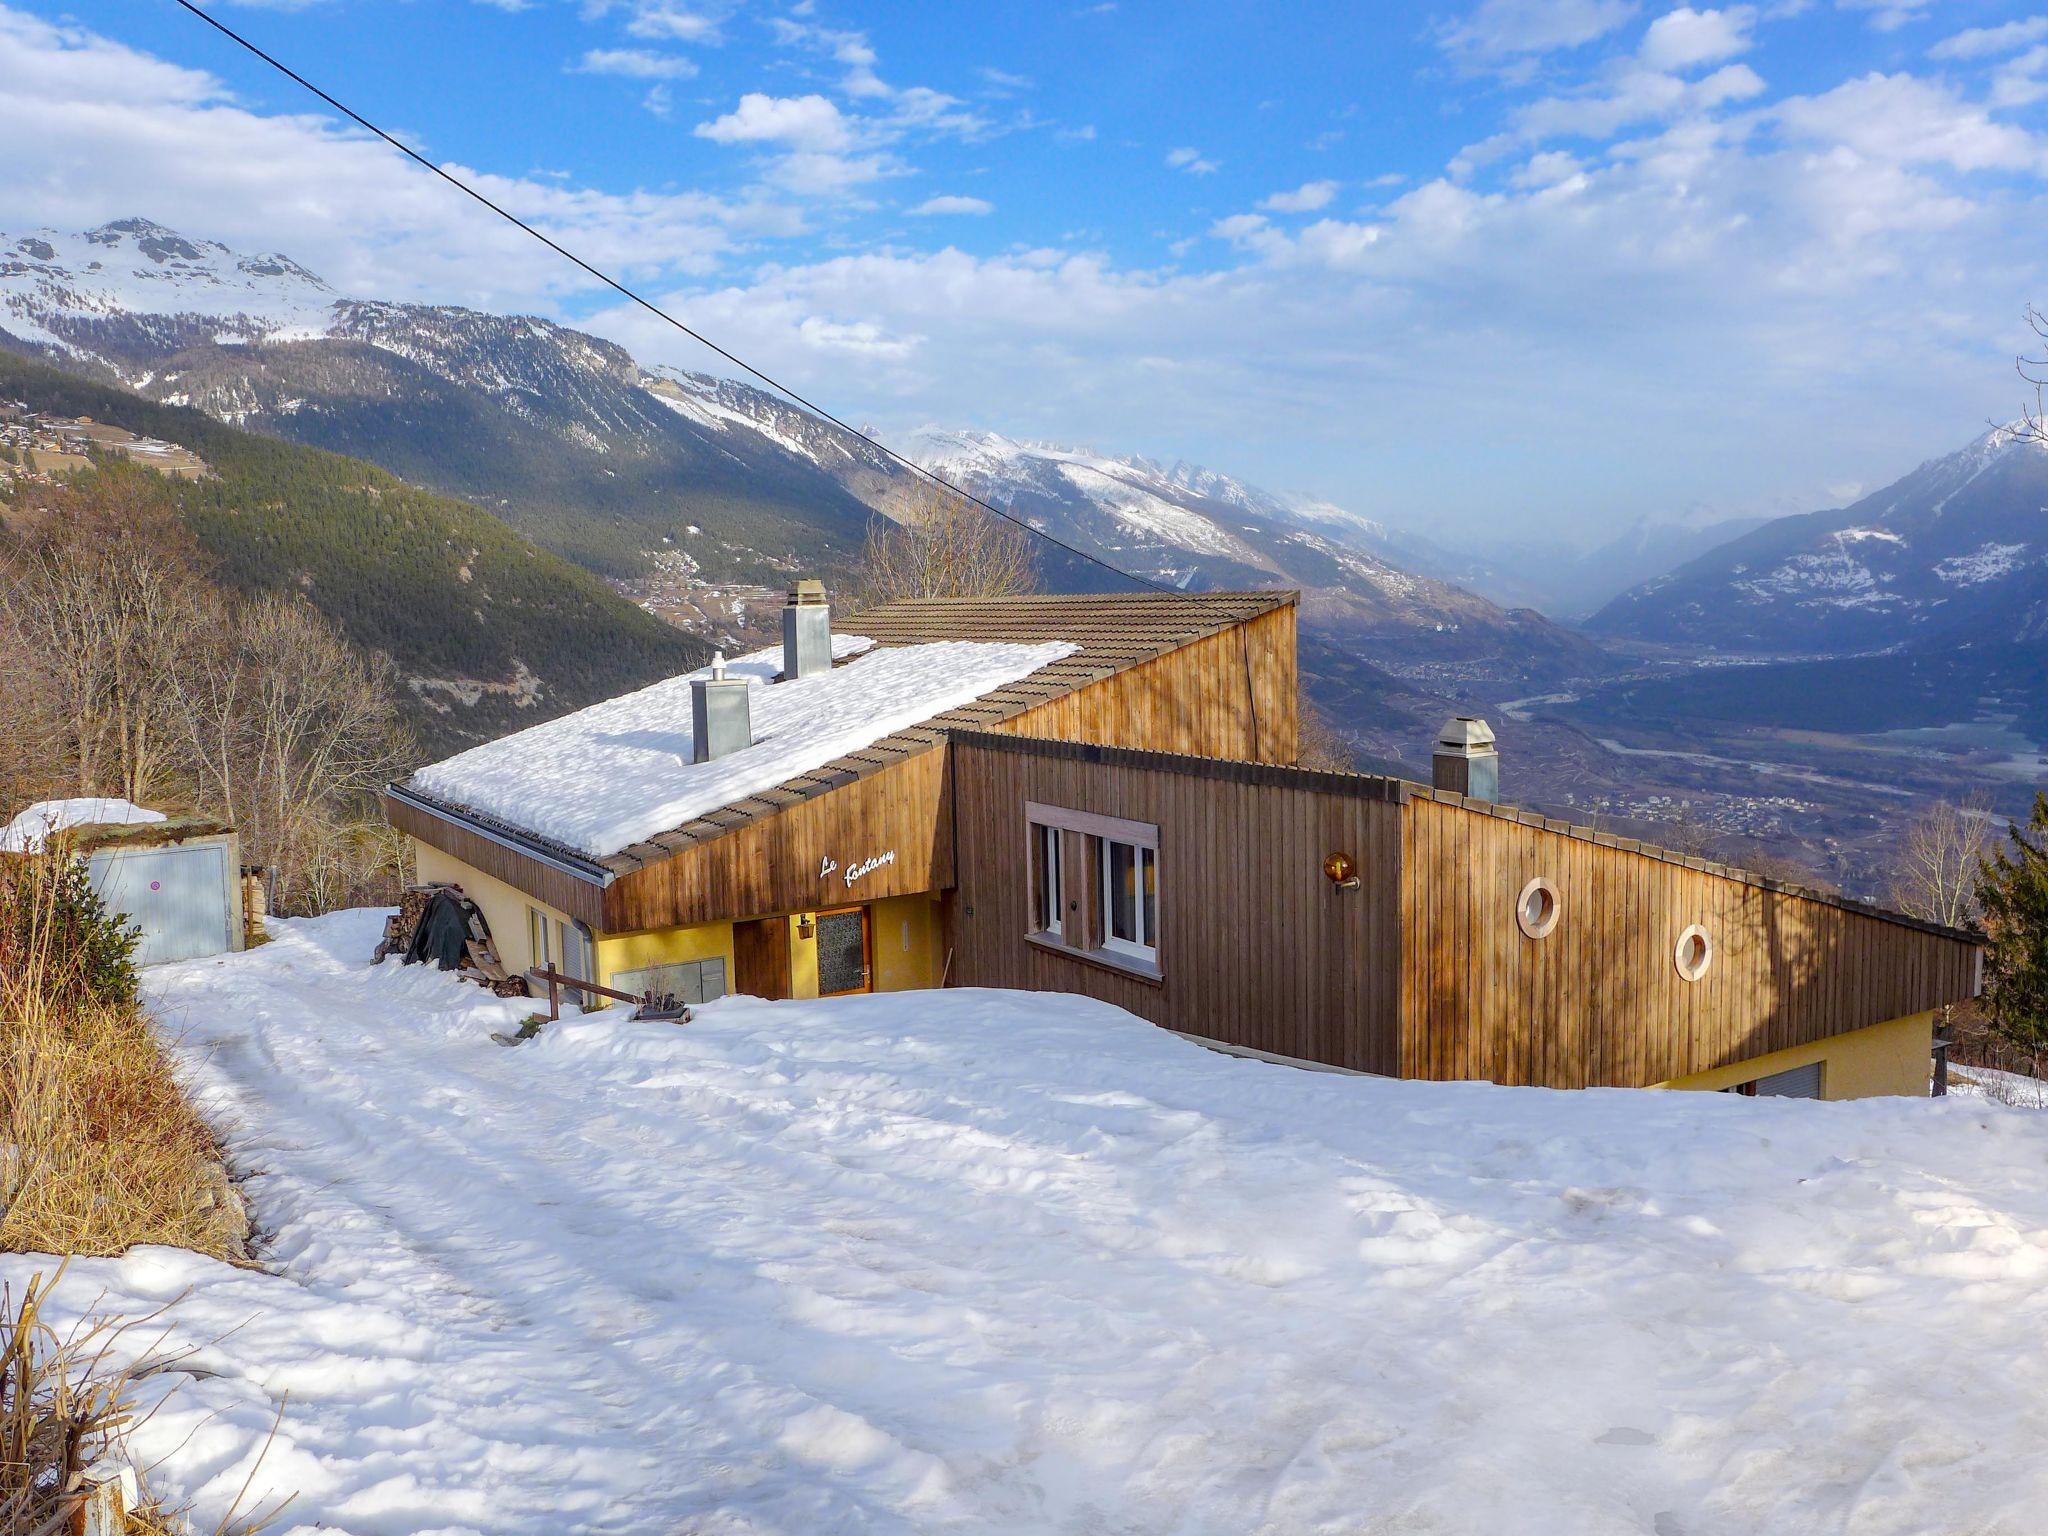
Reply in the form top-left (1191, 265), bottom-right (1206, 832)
top-left (1753, 1061), bottom-right (1824, 1099)
top-left (87, 844), bottom-right (233, 965)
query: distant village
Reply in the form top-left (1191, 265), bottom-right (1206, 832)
top-left (0, 400), bottom-right (211, 487)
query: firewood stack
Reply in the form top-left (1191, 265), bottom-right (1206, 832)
top-left (374, 883), bottom-right (529, 997)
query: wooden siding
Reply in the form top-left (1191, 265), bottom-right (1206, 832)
top-left (990, 604), bottom-right (1297, 764)
top-left (950, 733), bottom-right (1404, 1074)
top-left (385, 793), bottom-right (606, 929)
top-left (1400, 795), bottom-right (1981, 1087)
top-left (599, 747), bottom-right (954, 933)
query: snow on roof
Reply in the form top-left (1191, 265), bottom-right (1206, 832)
top-left (411, 635), bottom-right (1076, 857)
top-left (0, 797), bottom-right (165, 853)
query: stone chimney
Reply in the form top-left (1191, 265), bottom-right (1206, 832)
top-left (1432, 716), bottom-right (1498, 802)
top-left (782, 579), bottom-right (832, 682)
top-left (691, 652), bottom-right (752, 763)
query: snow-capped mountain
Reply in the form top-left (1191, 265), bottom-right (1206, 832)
top-left (888, 426), bottom-right (1594, 670)
top-left (2, 218), bottom-right (336, 356)
top-left (1, 217), bottom-right (1596, 686)
top-left (1590, 425), bottom-right (2048, 653)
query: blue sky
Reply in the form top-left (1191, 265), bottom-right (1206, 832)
top-left (8, 0), bottom-right (2048, 545)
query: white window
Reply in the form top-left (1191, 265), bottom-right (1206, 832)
top-left (1099, 836), bottom-right (1158, 964)
top-left (1023, 801), bottom-right (1160, 974)
top-left (527, 906), bottom-right (552, 973)
top-left (1031, 821), bottom-right (1063, 938)
top-left (558, 920), bottom-right (593, 1007)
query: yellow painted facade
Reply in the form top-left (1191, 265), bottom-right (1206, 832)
top-left (409, 839), bottom-right (944, 1002)
top-left (1655, 1010), bottom-right (1934, 1100)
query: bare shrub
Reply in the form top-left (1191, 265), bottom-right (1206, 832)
top-left (0, 1267), bottom-right (288, 1534)
top-left (854, 477), bottom-right (1037, 607)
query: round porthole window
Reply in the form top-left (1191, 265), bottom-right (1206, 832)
top-left (1516, 876), bottom-right (1560, 939)
top-left (1675, 924), bottom-right (1713, 982)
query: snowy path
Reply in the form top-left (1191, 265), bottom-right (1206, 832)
top-left (6, 910), bottom-right (2048, 1535)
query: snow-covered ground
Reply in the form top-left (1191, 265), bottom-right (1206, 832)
top-left (6, 911), bottom-right (2048, 1535)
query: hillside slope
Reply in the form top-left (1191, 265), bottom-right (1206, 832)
top-left (0, 350), bottom-right (707, 749)
top-left (1591, 425), bottom-right (2048, 655)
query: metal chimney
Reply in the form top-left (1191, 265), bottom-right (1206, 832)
top-left (691, 652), bottom-right (753, 763)
top-left (782, 579), bottom-right (832, 682)
top-left (1432, 716), bottom-right (1499, 802)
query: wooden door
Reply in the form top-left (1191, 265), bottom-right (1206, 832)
top-left (734, 916), bottom-right (792, 1000)
top-left (816, 906), bottom-right (872, 996)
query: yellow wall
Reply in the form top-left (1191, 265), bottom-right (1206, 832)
top-left (414, 840), bottom-right (943, 1001)
top-left (1656, 1011), bottom-right (1933, 1100)
top-left (596, 919), bottom-right (734, 993)
top-left (414, 841), bottom-right (578, 979)
top-left (871, 892), bottom-right (942, 991)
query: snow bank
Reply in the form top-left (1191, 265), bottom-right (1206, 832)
top-left (6, 913), bottom-right (2047, 1535)
top-left (0, 796), bottom-right (164, 853)
top-left (410, 636), bottom-right (1073, 857)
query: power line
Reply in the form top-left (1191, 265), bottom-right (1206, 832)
top-left (168, 0), bottom-right (1170, 595)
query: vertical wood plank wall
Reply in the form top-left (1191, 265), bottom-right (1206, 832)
top-left (1399, 794), bottom-right (1981, 1087)
top-left (993, 606), bottom-right (1298, 764)
top-left (601, 748), bottom-right (956, 932)
top-left (950, 735), bottom-right (1403, 1074)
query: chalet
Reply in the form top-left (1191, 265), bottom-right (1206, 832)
top-left (386, 584), bottom-right (1981, 1099)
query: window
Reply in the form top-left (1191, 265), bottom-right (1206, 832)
top-left (1674, 924), bottom-right (1712, 983)
top-left (1516, 877), bottom-right (1560, 940)
top-left (558, 920), bottom-right (593, 1008)
top-left (1099, 836), bottom-right (1158, 964)
top-left (1023, 802), bottom-right (1161, 976)
top-left (1030, 821), bottom-right (1063, 938)
top-left (527, 906), bottom-right (552, 973)
top-left (612, 957), bottom-right (727, 1007)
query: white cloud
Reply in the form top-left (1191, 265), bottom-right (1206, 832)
top-left (1774, 73), bottom-right (2043, 173)
top-left (1837, 0), bottom-right (1930, 33)
top-left (909, 195), bottom-right (993, 216)
top-left (1930, 17), bottom-right (2048, 61)
top-left (0, 4), bottom-right (771, 306)
top-left (621, 4), bottom-right (720, 43)
top-left (1259, 179), bottom-right (1339, 212)
top-left (1166, 146), bottom-right (1219, 174)
top-left (695, 93), bottom-right (850, 151)
top-left (1440, 0), bottom-right (1638, 64)
top-left (575, 48), bottom-right (697, 79)
top-left (1639, 7), bottom-right (1754, 71)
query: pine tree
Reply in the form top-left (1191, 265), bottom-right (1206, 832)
top-left (1977, 791), bottom-right (2048, 1066)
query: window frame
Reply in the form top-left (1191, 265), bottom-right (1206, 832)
top-left (1022, 802), bottom-right (1161, 976)
top-left (1029, 818), bottom-right (1063, 940)
top-left (1098, 837), bottom-right (1158, 964)
top-left (527, 905), bottom-right (553, 972)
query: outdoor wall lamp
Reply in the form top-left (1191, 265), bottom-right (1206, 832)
top-left (1322, 852), bottom-right (1360, 891)
top-left (797, 913), bottom-right (816, 939)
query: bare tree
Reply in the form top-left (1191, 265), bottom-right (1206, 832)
top-left (1889, 797), bottom-right (1994, 930)
top-left (0, 486), bottom-right (211, 804)
top-left (170, 594), bottom-right (410, 913)
top-left (854, 478), bottom-right (1037, 607)
top-left (1295, 687), bottom-right (1357, 772)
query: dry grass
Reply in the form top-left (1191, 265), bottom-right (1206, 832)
top-left (0, 855), bottom-right (244, 1261)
